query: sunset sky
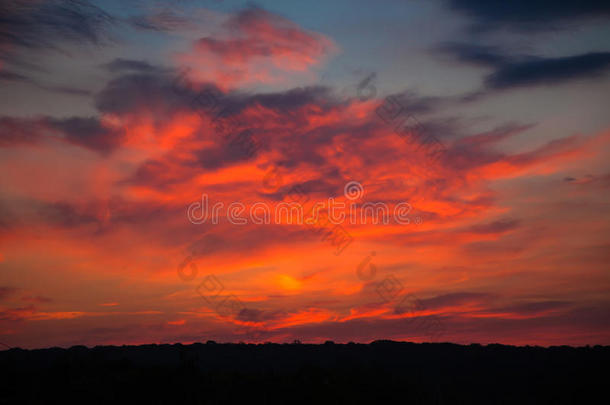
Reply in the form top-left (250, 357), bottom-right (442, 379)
top-left (1, 0), bottom-right (609, 349)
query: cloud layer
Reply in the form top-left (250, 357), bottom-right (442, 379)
top-left (0, 2), bottom-right (609, 349)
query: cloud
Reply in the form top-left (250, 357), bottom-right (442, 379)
top-left (500, 301), bottom-right (572, 316)
top-left (416, 292), bottom-right (494, 312)
top-left (484, 52), bottom-right (610, 89)
top-left (94, 71), bottom-right (351, 179)
top-left (0, 70), bottom-right (91, 96)
top-left (0, 115), bottom-right (125, 154)
top-left (38, 84), bottom-right (91, 96)
top-left (445, 0), bottom-right (610, 32)
top-left (102, 58), bottom-right (166, 74)
top-left (435, 42), bottom-right (508, 67)
top-left (0, 286), bottom-right (17, 301)
top-left (466, 219), bottom-right (520, 235)
top-left (95, 71), bottom-right (198, 116)
top-left (236, 86), bottom-right (335, 113)
top-left (47, 116), bottom-right (125, 154)
top-left (444, 123), bottom-right (534, 170)
top-left (236, 308), bottom-right (284, 323)
top-left (195, 138), bottom-right (260, 170)
top-left (0, 1), bottom-right (113, 96)
top-left (436, 43), bottom-right (610, 94)
top-left (0, 0), bottom-right (116, 66)
top-left (2, 70), bottom-right (606, 257)
top-left (0, 117), bottom-right (46, 146)
top-left (0, 196), bottom-right (180, 234)
top-left (0, 305), bottom-right (85, 321)
top-left (0, 70), bottom-right (29, 82)
top-left (38, 201), bottom-right (102, 229)
top-left (128, 9), bottom-right (190, 32)
top-left (563, 173), bottom-right (610, 188)
top-left (178, 6), bottom-right (337, 89)
top-left (21, 295), bottom-right (53, 304)
top-left (0, 1), bottom-right (608, 350)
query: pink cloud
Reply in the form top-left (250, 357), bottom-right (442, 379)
top-left (177, 7), bottom-right (337, 89)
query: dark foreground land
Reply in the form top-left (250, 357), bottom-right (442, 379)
top-left (1, 341), bottom-right (607, 404)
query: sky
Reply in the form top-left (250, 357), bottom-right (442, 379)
top-left (0, 0), bottom-right (609, 349)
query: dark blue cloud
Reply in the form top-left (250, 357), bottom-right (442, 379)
top-left (0, 0), bottom-right (117, 89)
top-left (102, 58), bottom-right (166, 74)
top-left (446, 0), bottom-right (610, 31)
top-left (437, 43), bottom-right (610, 92)
top-left (0, 115), bottom-right (123, 154)
top-left (0, 0), bottom-right (116, 51)
top-left (48, 116), bottom-right (124, 154)
top-left (0, 70), bottom-right (29, 82)
top-left (485, 52), bottom-right (610, 89)
top-left (95, 72), bottom-right (194, 116)
top-left (435, 42), bottom-right (508, 67)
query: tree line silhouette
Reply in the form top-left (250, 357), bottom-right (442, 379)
top-left (1, 340), bottom-right (606, 404)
